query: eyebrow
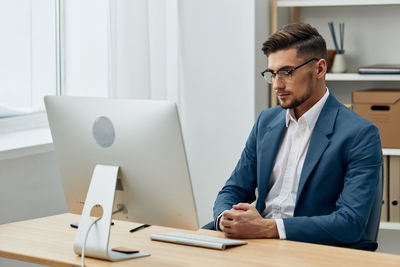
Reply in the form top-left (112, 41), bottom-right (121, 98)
top-left (267, 65), bottom-right (294, 72)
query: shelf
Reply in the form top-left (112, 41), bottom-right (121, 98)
top-left (277, 0), bottom-right (400, 7)
top-left (380, 222), bottom-right (400, 230)
top-left (326, 73), bottom-right (400, 81)
top-left (382, 149), bottom-right (400, 156)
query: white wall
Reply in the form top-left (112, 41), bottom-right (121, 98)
top-left (0, 151), bottom-right (66, 267)
top-left (0, 151), bottom-right (66, 224)
top-left (178, 0), bottom-right (268, 226)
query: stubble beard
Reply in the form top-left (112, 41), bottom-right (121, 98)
top-left (278, 89), bottom-right (312, 110)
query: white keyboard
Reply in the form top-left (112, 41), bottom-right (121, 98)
top-left (149, 232), bottom-right (247, 250)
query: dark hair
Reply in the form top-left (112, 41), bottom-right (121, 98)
top-left (262, 23), bottom-right (327, 61)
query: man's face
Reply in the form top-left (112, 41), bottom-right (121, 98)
top-left (267, 48), bottom-right (318, 111)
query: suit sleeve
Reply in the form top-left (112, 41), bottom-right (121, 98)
top-left (283, 123), bottom-right (382, 245)
top-left (212, 111), bottom-right (263, 222)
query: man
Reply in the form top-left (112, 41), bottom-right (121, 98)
top-left (213, 23), bottom-right (382, 246)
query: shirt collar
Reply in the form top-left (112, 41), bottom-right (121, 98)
top-left (285, 88), bottom-right (330, 129)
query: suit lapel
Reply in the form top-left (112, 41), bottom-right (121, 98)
top-left (295, 95), bottom-right (339, 206)
top-left (256, 110), bottom-right (286, 213)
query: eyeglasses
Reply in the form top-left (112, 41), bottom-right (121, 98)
top-left (261, 58), bottom-right (319, 84)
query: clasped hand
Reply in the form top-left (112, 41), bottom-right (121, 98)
top-left (219, 203), bottom-right (279, 239)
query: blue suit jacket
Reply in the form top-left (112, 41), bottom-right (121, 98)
top-left (214, 94), bottom-right (382, 245)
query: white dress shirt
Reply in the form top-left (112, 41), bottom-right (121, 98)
top-left (262, 89), bottom-right (329, 239)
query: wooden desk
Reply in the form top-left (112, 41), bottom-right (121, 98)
top-left (1, 213), bottom-right (400, 266)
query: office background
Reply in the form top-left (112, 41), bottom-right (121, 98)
top-left (1, 1), bottom-right (400, 266)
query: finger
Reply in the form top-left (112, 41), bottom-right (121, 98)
top-left (222, 210), bottom-right (237, 220)
top-left (233, 203), bottom-right (251, 211)
top-left (224, 209), bottom-right (245, 221)
top-left (220, 217), bottom-right (232, 228)
top-left (221, 225), bottom-right (236, 235)
top-left (221, 210), bottom-right (233, 218)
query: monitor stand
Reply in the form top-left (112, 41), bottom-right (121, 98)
top-left (73, 164), bottom-right (150, 261)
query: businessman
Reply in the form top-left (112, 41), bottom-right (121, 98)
top-left (213, 23), bottom-right (382, 246)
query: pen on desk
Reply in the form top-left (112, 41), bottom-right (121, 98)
top-left (129, 224), bottom-right (151, 233)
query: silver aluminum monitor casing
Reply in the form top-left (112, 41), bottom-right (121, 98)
top-left (45, 96), bottom-right (199, 261)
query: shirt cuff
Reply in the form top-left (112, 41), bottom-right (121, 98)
top-left (215, 214), bottom-right (223, 231)
top-left (275, 219), bottom-right (286, 239)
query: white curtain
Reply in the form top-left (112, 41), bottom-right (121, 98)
top-left (62, 0), bottom-right (181, 106)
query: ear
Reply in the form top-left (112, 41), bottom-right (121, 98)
top-left (316, 58), bottom-right (327, 79)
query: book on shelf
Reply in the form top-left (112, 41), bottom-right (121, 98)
top-left (358, 64), bottom-right (400, 74)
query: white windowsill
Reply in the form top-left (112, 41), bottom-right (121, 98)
top-left (0, 127), bottom-right (53, 161)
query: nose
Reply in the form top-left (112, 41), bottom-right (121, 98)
top-left (272, 76), bottom-right (285, 91)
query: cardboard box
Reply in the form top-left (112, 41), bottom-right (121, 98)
top-left (352, 89), bottom-right (400, 149)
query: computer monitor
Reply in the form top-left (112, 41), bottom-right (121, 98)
top-left (44, 96), bottom-right (199, 260)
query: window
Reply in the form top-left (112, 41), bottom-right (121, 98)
top-left (0, 0), bottom-right (180, 134)
top-left (0, 0), bottom-right (56, 125)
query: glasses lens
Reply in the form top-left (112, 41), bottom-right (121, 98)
top-left (263, 71), bottom-right (273, 84)
top-left (277, 70), bottom-right (291, 81)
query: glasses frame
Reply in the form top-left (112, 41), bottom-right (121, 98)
top-left (261, 57), bottom-right (319, 84)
